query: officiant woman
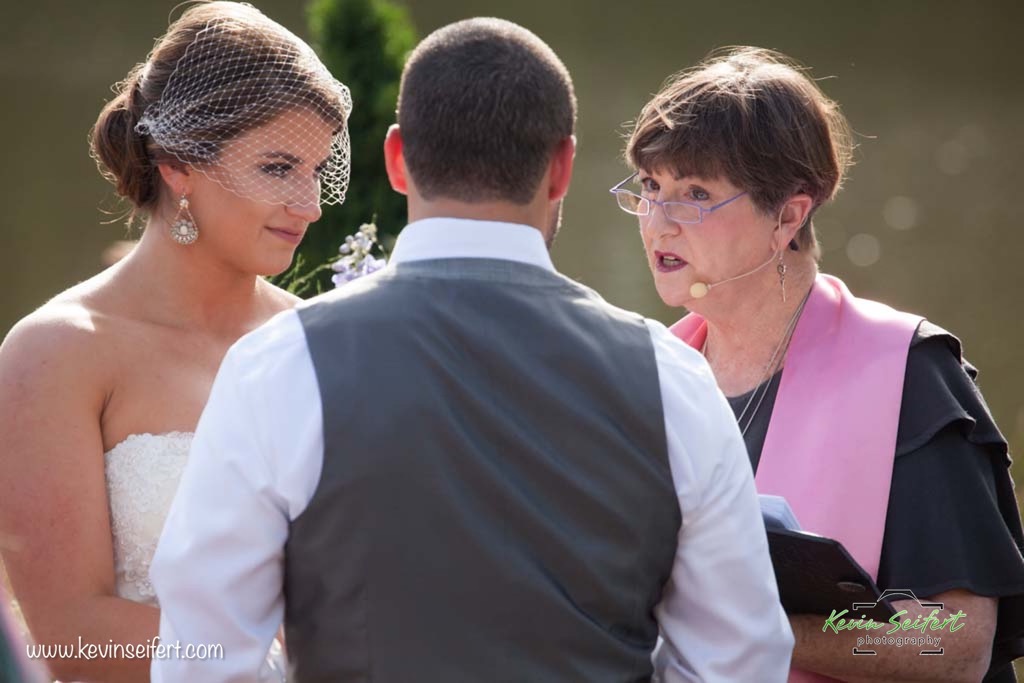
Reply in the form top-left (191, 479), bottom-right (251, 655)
top-left (614, 46), bottom-right (1024, 682)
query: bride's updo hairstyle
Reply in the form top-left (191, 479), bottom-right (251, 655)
top-left (90, 1), bottom-right (352, 218)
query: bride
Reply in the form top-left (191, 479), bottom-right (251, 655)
top-left (0, 3), bottom-right (352, 680)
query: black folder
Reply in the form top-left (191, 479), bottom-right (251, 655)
top-left (766, 527), bottom-right (896, 622)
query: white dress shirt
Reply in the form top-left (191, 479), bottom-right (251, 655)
top-left (150, 217), bottom-right (793, 682)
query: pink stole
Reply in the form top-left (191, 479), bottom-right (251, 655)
top-left (671, 274), bottom-right (921, 682)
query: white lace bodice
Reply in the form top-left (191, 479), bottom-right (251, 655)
top-left (104, 432), bottom-right (193, 605)
top-left (102, 431), bottom-right (287, 680)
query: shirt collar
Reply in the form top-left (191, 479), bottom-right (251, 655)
top-left (389, 217), bottom-right (555, 272)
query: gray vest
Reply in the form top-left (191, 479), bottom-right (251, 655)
top-left (287, 259), bottom-right (680, 682)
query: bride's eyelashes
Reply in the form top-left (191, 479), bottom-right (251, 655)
top-left (260, 162), bottom-right (295, 178)
top-left (259, 161), bottom-right (328, 180)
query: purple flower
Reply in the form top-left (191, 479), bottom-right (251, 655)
top-left (331, 223), bottom-right (387, 288)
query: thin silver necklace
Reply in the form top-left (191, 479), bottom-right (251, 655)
top-left (703, 286), bottom-right (812, 437)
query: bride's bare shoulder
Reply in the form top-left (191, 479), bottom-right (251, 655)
top-left (0, 268), bottom-right (126, 384)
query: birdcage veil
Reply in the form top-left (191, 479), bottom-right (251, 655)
top-left (135, 7), bottom-right (352, 208)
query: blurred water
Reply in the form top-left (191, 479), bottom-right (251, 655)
top-left (1, 0), bottom-right (1021, 479)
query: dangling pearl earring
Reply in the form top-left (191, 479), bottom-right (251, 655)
top-left (170, 193), bottom-right (198, 245)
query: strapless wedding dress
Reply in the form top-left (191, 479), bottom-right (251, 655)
top-left (105, 432), bottom-right (287, 681)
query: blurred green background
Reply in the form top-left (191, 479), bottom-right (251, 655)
top-left (0, 0), bottom-right (1021, 489)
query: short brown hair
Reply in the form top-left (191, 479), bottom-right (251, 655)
top-left (397, 18), bottom-right (576, 205)
top-left (626, 47), bottom-right (853, 256)
top-left (90, 1), bottom-right (348, 217)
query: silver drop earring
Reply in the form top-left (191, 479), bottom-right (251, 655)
top-left (775, 209), bottom-right (787, 302)
top-left (777, 250), bottom-right (787, 302)
top-left (170, 193), bottom-right (198, 245)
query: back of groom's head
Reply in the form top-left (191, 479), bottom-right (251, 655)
top-left (396, 18), bottom-right (576, 205)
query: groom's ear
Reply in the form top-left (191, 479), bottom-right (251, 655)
top-left (547, 135), bottom-right (576, 202)
top-left (383, 124), bottom-right (409, 195)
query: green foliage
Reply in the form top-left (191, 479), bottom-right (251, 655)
top-left (271, 0), bottom-right (416, 296)
top-left (270, 253), bottom-right (337, 298)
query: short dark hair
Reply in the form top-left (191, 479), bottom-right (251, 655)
top-left (626, 47), bottom-right (853, 257)
top-left (397, 18), bottom-right (576, 205)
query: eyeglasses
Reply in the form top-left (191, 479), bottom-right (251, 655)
top-left (609, 172), bottom-right (747, 225)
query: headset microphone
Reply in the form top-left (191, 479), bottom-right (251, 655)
top-left (688, 251), bottom-right (778, 299)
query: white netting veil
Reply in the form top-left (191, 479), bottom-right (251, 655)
top-left (135, 8), bottom-right (352, 208)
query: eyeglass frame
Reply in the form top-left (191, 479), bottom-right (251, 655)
top-left (609, 172), bottom-right (747, 225)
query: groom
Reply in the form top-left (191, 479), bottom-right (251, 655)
top-left (151, 18), bottom-right (792, 682)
